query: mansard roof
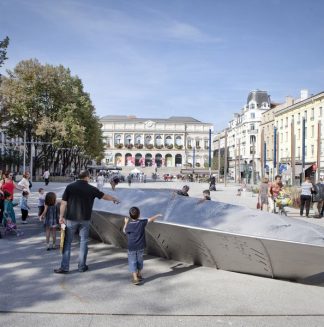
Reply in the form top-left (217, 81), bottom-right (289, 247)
top-left (247, 90), bottom-right (270, 106)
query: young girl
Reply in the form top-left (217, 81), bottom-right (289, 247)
top-left (123, 207), bottom-right (162, 285)
top-left (38, 188), bottom-right (46, 218)
top-left (40, 192), bottom-right (59, 250)
top-left (19, 191), bottom-right (30, 224)
top-left (3, 191), bottom-right (17, 226)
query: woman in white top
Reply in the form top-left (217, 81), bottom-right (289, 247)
top-left (300, 176), bottom-right (313, 217)
top-left (18, 171), bottom-right (31, 194)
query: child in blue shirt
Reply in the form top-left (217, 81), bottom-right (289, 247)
top-left (20, 191), bottom-right (30, 224)
top-left (123, 207), bottom-right (162, 285)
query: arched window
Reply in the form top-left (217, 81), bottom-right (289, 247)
top-left (125, 153), bottom-right (133, 166)
top-left (155, 153), bottom-right (162, 167)
top-left (135, 135), bottom-right (142, 144)
top-left (165, 135), bottom-right (172, 146)
top-left (165, 154), bottom-right (172, 167)
top-left (175, 136), bottom-right (182, 146)
top-left (155, 135), bottom-right (162, 146)
top-left (115, 134), bottom-right (122, 144)
top-left (145, 135), bottom-right (152, 145)
top-left (125, 134), bottom-right (132, 145)
top-left (135, 153), bottom-right (142, 167)
top-left (175, 154), bottom-right (182, 166)
top-left (115, 153), bottom-right (122, 166)
top-left (145, 153), bottom-right (152, 167)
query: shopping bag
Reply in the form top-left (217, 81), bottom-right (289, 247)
top-left (256, 201), bottom-right (261, 209)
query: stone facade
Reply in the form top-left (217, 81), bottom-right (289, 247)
top-left (100, 115), bottom-right (213, 169)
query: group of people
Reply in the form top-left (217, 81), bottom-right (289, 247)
top-left (258, 175), bottom-right (324, 217)
top-left (0, 171), bottom-right (32, 229)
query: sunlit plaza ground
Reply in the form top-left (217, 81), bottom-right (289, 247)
top-left (1, 180), bottom-right (324, 327)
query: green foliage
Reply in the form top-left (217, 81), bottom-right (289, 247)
top-left (0, 59), bottom-right (104, 173)
top-left (0, 36), bottom-right (9, 68)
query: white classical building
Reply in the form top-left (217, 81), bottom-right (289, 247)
top-left (213, 90), bottom-right (271, 181)
top-left (100, 115), bottom-right (213, 169)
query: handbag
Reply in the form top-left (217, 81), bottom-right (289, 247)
top-left (257, 198), bottom-right (261, 209)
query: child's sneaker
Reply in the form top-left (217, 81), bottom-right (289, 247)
top-left (46, 244), bottom-right (51, 251)
top-left (132, 277), bottom-right (140, 285)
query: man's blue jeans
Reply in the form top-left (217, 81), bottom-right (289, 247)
top-left (60, 220), bottom-right (90, 271)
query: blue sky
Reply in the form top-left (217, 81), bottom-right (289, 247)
top-left (1, 0), bottom-right (324, 131)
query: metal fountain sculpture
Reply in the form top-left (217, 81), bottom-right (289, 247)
top-left (90, 188), bottom-right (324, 281)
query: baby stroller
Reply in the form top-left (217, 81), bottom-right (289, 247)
top-left (3, 218), bottom-right (24, 237)
top-left (274, 192), bottom-right (292, 216)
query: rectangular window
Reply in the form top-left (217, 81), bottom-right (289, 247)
top-left (320, 107), bottom-right (323, 117)
top-left (304, 110), bottom-right (307, 121)
top-left (250, 113), bottom-right (255, 119)
top-left (311, 108), bottom-right (314, 120)
top-left (285, 132), bottom-right (288, 141)
top-left (311, 125), bottom-right (314, 138)
top-left (298, 129), bottom-right (300, 140)
top-left (311, 145), bottom-right (314, 156)
top-left (285, 117), bottom-right (288, 127)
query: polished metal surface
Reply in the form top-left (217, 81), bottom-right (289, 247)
top-left (91, 188), bottom-right (324, 280)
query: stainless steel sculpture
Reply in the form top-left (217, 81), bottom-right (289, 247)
top-left (91, 188), bottom-right (324, 280)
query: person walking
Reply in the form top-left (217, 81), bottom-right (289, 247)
top-left (0, 170), bottom-right (4, 225)
top-left (127, 174), bottom-right (132, 187)
top-left (259, 177), bottom-right (269, 211)
top-left (54, 170), bottom-right (120, 274)
top-left (96, 173), bottom-right (105, 191)
top-left (40, 192), bottom-right (59, 250)
top-left (18, 172), bottom-right (32, 194)
top-left (311, 179), bottom-right (324, 218)
top-left (1, 171), bottom-right (23, 201)
top-left (300, 176), bottom-right (314, 217)
top-left (123, 207), bottom-right (162, 285)
top-left (19, 191), bottom-right (30, 224)
top-left (268, 175), bottom-right (283, 213)
top-left (43, 170), bottom-right (50, 186)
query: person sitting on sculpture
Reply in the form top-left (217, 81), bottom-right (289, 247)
top-left (197, 190), bottom-right (211, 204)
top-left (176, 185), bottom-right (190, 196)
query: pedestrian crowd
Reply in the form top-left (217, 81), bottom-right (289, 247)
top-left (258, 175), bottom-right (324, 218)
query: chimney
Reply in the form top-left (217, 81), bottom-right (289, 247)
top-left (285, 96), bottom-right (294, 106)
top-left (300, 89), bottom-right (309, 100)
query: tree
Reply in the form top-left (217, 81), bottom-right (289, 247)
top-left (0, 59), bottom-right (104, 174)
top-left (0, 36), bottom-right (9, 68)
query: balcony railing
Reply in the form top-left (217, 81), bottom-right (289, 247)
top-left (247, 129), bottom-right (258, 134)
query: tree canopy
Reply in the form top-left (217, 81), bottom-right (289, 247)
top-left (0, 36), bottom-right (9, 68)
top-left (0, 58), bottom-right (104, 174)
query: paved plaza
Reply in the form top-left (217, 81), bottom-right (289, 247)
top-left (1, 179), bottom-right (324, 327)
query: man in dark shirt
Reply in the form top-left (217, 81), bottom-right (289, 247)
top-left (54, 170), bottom-right (120, 274)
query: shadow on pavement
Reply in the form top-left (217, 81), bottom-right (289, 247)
top-left (143, 263), bottom-right (197, 284)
